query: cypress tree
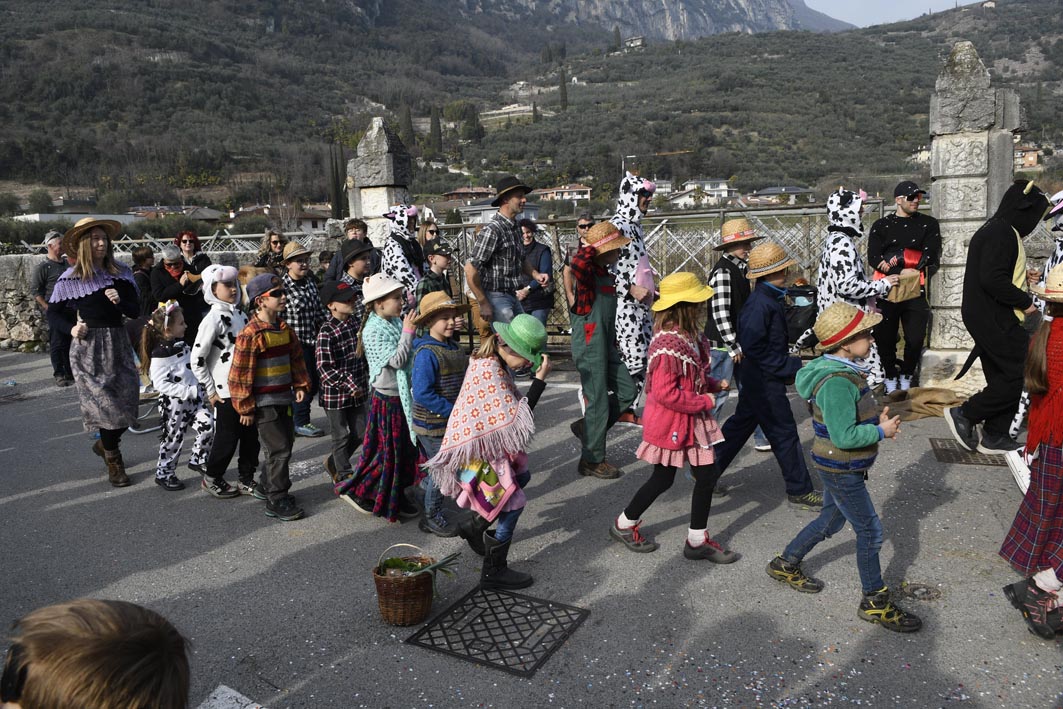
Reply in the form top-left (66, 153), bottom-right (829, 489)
top-left (428, 107), bottom-right (443, 156)
top-left (559, 68), bottom-right (568, 111)
top-left (612, 25), bottom-right (622, 51)
top-left (398, 104), bottom-right (415, 147)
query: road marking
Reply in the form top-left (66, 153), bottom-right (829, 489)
top-left (196, 684), bottom-right (266, 709)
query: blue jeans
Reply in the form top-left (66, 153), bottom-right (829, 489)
top-left (418, 435), bottom-right (444, 515)
top-left (782, 472), bottom-right (884, 594)
top-left (709, 349), bottom-right (767, 446)
top-left (526, 308), bottom-right (550, 327)
top-left (486, 291), bottom-right (523, 325)
top-left (493, 469), bottom-right (531, 543)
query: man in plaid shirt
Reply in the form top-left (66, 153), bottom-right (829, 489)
top-left (280, 241), bottom-right (329, 437)
top-left (464, 176), bottom-right (549, 324)
top-left (316, 281), bottom-right (369, 485)
top-left (705, 217), bottom-right (770, 450)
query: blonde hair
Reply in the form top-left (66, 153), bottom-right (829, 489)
top-left (474, 333), bottom-right (501, 360)
top-left (6, 598), bottom-right (190, 709)
top-left (257, 228), bottom-right (285, 256)
top-left (73, 229), bottom-right (120, 280)
top-left (652, 301), bottom-right (703, 338)
top-left (417, 218), bottom-right (438, 249)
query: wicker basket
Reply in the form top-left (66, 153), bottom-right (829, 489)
top-left (373, 543), bottom-right (435, 626)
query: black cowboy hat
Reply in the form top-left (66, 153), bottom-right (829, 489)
top-left (491, 176), bottom-right (533, 207)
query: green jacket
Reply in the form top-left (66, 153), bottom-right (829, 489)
top-left (795, 356), bottom-right (883, 473)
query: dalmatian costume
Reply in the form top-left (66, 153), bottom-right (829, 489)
top-left (190, 264), bottom-right (246, 402)
top-left (1010, 190), bottom-right (1063, 438)
top-left (380, 204), bottom-right (423, 312)
top-left (150, 335), bottom-right (214, 481)
top-left (794, 188), bottom-right (890, 387)
top-left (610, 171), bottom-right (656, 384)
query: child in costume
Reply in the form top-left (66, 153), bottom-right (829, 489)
top-left (428, 314), bottom-right (552, 589)
top-left (769, 301), bottom-right (920, 633)
top-left (334, 274), bottom-right (421, 521)
top-left (610, 273), bottom-right (736, 562)
top-left (140, 301), bottom-right (215, 492)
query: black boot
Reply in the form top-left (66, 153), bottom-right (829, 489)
top-left (458, 515), bottom-right (491, 556)
top-left (857, 587), bottom-right (922, 633)
top-left (1003, 578), bottom-right (1063, 640)
top-left (481, 531), bottom-right (533, 590)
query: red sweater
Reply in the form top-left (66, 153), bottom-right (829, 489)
top-left (641, 330), bottom-right (721, 450)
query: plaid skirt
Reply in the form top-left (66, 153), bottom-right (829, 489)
top-left (334, 392), bottom-right (420, 522)
top-left (70, 327), bottom-right (139, 432)
top-left (1000, 444), bottom-right (1063, 577)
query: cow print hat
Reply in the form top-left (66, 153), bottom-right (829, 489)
top-left (826, 187), bottom-right (867, 236)
top-left (613, 172), bottom-right (657, 223)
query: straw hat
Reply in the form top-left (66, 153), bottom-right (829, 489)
top-left (714, 217), bottom-right (762, 251)
top-left (361, 273), bottom-right (404, 305)
top-left (652, 272), bottom-right (714, 312)
top-left (414, 291), bottom-right (471, 326)
top-left (814, 302), bottom-right (883, 350)
top-left (282, 241), bottom-right (312, 262)
top-left (582, 221), bottom-right (630, 255)
top-left (62, 217), bottom-right (121, 259)
top-left (1032, 263), bottom-right (1063, 303)
top-left (746, 242), bottom-right (796, 280)
top-left (492, 314), bottom-right (547, 370)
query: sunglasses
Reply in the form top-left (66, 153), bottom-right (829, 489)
top-left (1, 643), bottom-right (26, 703)
top-left (577, 223), bottom-right (592, 230)
top-left (426, 229), bottom-right (438, 235)
top-left (265, 288), bottom-right (285, 298)
top-left (270, 240), bottom-right (286, 246)
top-left (905, 194), bottom-right (923, 202)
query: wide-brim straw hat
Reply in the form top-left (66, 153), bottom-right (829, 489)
top-left (492, 314), bottom-right (547, 371)
top-left (361, 273), bottom-right (404, 305)
top-left (814, 302), bottom-right (883, 350)
top-left (1032, 263), bottom-right (1063, 303)
top-left (282, 241), bottom-right (312, 262)
top-left (582, 221), bottom-right (630, 255)
top-left (415, 291), bottom-right (471, 326)
top-left (62, 217), bottom-right (121, 258)
top-left (746, 242), bottom-right (796, 280)
top-left (491, 176), bottom-right (533, 207)
top-left (714, 217), bottom-right (763, 250)
top-left (652, 272), bottom-right (714, 312)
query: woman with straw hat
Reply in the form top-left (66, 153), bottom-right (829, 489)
top-left (48, 218), bottom-right (141, 487)
top-left (999, 263), bottom-right (1063, 640)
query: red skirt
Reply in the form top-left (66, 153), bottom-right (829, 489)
top-left (1000, 444), bottom-right (1063, 578)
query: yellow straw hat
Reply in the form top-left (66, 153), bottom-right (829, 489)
top-left (813, 302), bottom-right (883, 350)
top-left (652, 272), bottom-right (714, 312)
top-left (1031, 263), bottom-right (1063, 303)
top-left (414, 290), bottom-right (471, 327)
top-left (746, 242), bottom-right (797, 280)
top-left (62, 217), bottom-right (121, 258)
top-left (714, 217), bottom-right (763, 250)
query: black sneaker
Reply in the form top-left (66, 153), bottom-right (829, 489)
top-left (943, 405), bottom-right (978, 452)
top-left (419, 509), bottom-right (460, 537)
top-left (766, 556), bottom-right (824, 593)
top-left (201, 476), bottom-right (240, 499)
top-left (1003, 579), bottom-right (1062, 640)
top-left (265, 496), bottom-right (305, 521)
top-left (977, 432), bottom-right (1023, 456)
top-left (787, 490), bottom-right (823, 508)
top-left (155, 475), bottom-right (186, 491)
top-left (398, 499), bottom-right (421, 520)
top-left (858, 587), bottom-right (922, 633)
top-left (339, 492), bottom-right (374, 514)
top-left (238, 479), bottom-right (267, 500)
top-left (188, 462), bottom-right (208, 475)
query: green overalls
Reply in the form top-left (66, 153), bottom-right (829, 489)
top-left (570, 271), bottom-right (638, 464)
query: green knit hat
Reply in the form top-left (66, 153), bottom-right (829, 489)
top-left (492, 314), bottom-right (547, 371)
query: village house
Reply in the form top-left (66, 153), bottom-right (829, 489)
top-left (748, 186), bottom-right (816, 205)
top-left (442, 186), bottom-right (495, 204)
top-left (528, 184), bottom-right (592, 202)
top-left (1014, 145), bottom-right (1042, 171)
top-left (457, 198), bottom-right (541, 225)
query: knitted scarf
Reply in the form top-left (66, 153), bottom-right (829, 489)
top-left (1027, 318), bottom-right (1063, 452)
top-left (645, 329), bottom-right (712, 395)
top-left (362, 312), bottom-right (415, 443)
top-left (49, 264), bottom-right (137, 303)
top-left (427, 356), bottom-right (535, 498)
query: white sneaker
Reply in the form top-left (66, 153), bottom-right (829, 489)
top-left (884, 378), bottom-right (898, 394)
top-left (1005, 449), bottom-right (1033, 495)
top-left (899, 375), bottom-right (912, 391)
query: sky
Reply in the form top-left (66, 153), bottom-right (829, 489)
top-left (804, 0), bottom-right (971, 28)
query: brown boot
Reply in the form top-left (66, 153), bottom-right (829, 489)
top-left (103, 448), bottom-right (132, 487)
top-left (578, 458), bottom-right (622, 480)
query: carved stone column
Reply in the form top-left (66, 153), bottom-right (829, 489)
top-left (347, 117), bottom-right (413, 245)
top-left (921, 42), bottom-right (1023, 393)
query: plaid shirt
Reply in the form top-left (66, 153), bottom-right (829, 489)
top-left (467, 211), bottom-right (525, 292)
top-left (281, 272), bottom-right (329, 347)
top-left (316, 315), bottom-right (369, 410)
top-left (708, 252), bottom-right (746, 356)
top-left (570, 244), bottom-right (611, 316)
top-left (228, 316), bottom-right (310, 417)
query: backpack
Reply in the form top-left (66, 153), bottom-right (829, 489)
top-left (785, 285), bottom-right (818, 346)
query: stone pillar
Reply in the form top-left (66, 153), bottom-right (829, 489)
top-left (347, 117), bottom-right (413, 245)
top-left (922, 41), bottom-right (1023, 392)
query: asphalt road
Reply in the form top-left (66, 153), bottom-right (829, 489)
top-left (1, 350), bottom-right (1060, 708)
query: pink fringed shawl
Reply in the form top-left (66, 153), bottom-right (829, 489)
top-left (427, 356), bottom-right (535, 514)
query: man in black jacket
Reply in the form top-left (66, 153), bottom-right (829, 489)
top-left (867, 180), bottom-right (942, 392)
top-left (945, 180), bottom-right (1050, 455)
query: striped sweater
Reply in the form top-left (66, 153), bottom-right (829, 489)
top-left (228, 316), bottom-right (310, 416)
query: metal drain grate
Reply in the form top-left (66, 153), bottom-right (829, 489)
top-left (929, 438), bottom-right (1007, 467)
top-left (405, 586), bottom-right (589, 677)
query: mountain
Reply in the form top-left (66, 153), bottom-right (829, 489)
top-left (786, 0), bottom-right (854, 32)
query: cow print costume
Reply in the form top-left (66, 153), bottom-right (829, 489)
top-left (794, 188), bottom-right (890, 387)
top-left (150, 338), bottom-right (214, 480)
top-left (610, 171), bottom-right (656, 384)
top-left (380, 204), bottom-right (423, 313)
